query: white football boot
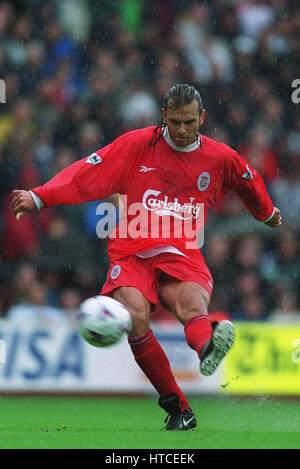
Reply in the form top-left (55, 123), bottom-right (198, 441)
top-left (199, 320), bottom-right (235, 376)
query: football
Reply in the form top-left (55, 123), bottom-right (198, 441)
top-left (77, 295), bottom-right (132, 347)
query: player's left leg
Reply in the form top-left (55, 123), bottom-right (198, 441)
top-left (159, 279), bottom-right (213, 356)
top-left (158, 279), bottom-right (234, 376)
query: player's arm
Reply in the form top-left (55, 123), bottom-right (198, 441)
top-left (226, 150), bottom-right (282, 228)
top-left (10, 132), bottom-right (141, 221)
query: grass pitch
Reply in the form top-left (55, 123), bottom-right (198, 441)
top-left (0, 395), bottom-right (299, 449)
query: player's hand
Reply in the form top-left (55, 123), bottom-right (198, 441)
top-left (10, 190), bottom-right (37, 222)
top-left (264, 207), bottom-right (282, 228)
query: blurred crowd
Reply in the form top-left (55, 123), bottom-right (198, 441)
top-left (0, 0), bottom-right (299, 324)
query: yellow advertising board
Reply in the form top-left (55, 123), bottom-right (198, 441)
top-left (222, 322), bottom-right (300, 395)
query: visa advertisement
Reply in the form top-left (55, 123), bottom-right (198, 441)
top-left (0, 320), bottom-right (219, 393)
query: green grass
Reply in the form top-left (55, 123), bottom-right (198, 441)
top-left (0, 395), bottom-right (299, 449)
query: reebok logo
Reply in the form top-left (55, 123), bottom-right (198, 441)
top-left (139, 165), bottom-right (157, 172)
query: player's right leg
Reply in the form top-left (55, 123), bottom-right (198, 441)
top-left (112, 285), bottom-right (195, 430)
top-left (112, 285), bottom-right (151, 337)
top-left (100, 255), bottom-right (194, 430)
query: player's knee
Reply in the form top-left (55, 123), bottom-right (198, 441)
top-left (183, 288), bottom-right (208, 313)
top-left (128, 309), bottom-right (150, 337)
top-left (112, 286), bottom-right (151, 336)
top-left (175, 283), bottom-right (210, 325)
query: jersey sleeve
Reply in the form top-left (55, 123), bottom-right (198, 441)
top-left (30, 131), bottom-right (142, 207)
top-left (225, 150), bottom-right (275, 222)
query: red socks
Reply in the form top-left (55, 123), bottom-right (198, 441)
top-left (184, 314), bottom-right (213, 357)
top-left (128, 329), bottom-right (190, 412)
top-left (128, 316), bottom-right (213, 411)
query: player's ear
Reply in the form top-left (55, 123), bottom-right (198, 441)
top-left (199, 109), bottom-right (206, 126)
top-left (162, 107), bottom-right (167, 124)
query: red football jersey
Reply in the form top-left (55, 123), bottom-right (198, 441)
top-left (32, 126), bottom-right (274, 260)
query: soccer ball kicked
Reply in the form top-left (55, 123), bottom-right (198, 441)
top-left (77, 295), bottom-right (132, 347)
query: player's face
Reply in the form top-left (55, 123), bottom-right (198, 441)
top-left (163, 99), bottom-right (205, 147)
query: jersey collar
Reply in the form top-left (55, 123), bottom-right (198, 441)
top-left (163, 127), bottom-right (201, 152)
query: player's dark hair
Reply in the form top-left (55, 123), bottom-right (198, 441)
top-left (150, 83), bottom-right (204, 148)
top-left (163, 83), bottom-right (203, 113)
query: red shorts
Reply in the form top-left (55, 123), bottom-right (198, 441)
top-left (101, 251), bottom-right (213, 306)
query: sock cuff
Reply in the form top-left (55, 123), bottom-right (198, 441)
top-left (128, 329), bottom-right (153, 346)
top-left (184, 313), bottom-right (209, 332)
